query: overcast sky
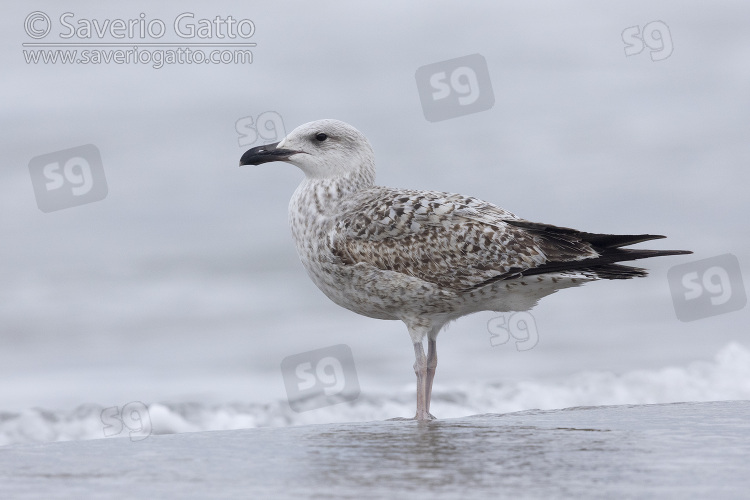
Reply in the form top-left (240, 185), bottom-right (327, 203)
top-left (1, 1), bottom-right (748, 411)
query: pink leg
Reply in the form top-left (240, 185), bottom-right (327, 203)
top-left (424, 338), bottom-right (437, 418)
top-left (413, 341), bottom-right (437, 421)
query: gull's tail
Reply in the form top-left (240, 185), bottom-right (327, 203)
top-left (503, 220), bottom-right (692, 280)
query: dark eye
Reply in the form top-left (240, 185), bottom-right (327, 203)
top-left (315, 133), bottom-right (328, 142)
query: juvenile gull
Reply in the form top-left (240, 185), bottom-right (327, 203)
top-left (240, 119), bottom-right (691, 421)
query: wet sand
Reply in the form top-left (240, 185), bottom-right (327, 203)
top-left (1, 400), bottom-right (748, 499)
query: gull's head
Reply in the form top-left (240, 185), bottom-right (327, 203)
top-left (239, 119), bottom-right (375, 183)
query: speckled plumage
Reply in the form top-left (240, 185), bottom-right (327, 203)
top-left (240, 119), bottom-right (691, 420)
top-left (291, 183), bottom-right (590, 322)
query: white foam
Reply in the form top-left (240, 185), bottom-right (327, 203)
top-left (1, 342), bottom-right (748, 446)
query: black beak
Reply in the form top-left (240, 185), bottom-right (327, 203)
top-left (239, 142), bottom-right (300, 166)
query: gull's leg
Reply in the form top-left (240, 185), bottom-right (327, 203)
top-left (424, 338), bottom-right (437, 419)
top-left (413, 341), bottom-right (432, 421)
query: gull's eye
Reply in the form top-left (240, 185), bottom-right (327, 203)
top-left (315, 132), bottom-right (328, 142)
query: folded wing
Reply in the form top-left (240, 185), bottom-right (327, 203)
top-left (330, 188), bottom-right (691, 292)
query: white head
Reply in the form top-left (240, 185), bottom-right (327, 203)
top-left (240, 119), bottom-right (376, 186)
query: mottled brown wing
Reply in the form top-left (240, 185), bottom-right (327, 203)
top-left (329, 189), bottom-right (598, 291)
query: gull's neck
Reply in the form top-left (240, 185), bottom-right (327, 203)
top-left (293, 156), bottom-right (376, 208)
top-left (291, 173), bottom-right (371, 218)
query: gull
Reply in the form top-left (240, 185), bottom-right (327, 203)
top-left (239, 119), bottom-right (691, 421)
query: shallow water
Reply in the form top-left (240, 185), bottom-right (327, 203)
top-left (2, 341), bottom-right (749, 446)
top-left (1, 400), bottom-right (748, 499)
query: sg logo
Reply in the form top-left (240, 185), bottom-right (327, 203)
top-left (622, 20), bottom-right (673, 62)
top-left (235, 111), bottom-right (286, 148)
top-left (668, 254), bottom-right (746, 322)
top-left (488, 312), bottom-right (539, 351)
top-left (100, 401), bottom-right (152, 442)
top-left (430, 66), bottom-right (481, 106)
top-left (280, 344), bottom-right (360, 412)
top-left (415, 53), bottom-right (495, 122)
top-left (28, 144), bottom-right (107, 213)
top-left (295, 356), bottom-right (347, 396)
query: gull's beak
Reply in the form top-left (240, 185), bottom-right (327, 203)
top-left (239, 141), bottom-right (300, 166)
